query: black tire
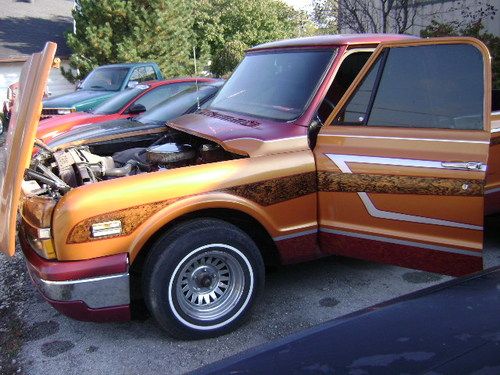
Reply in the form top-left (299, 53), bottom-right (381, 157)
top-left (142, 218), bottom-right (265, 339)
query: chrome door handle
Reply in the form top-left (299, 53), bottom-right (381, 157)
top-left (441, 161), bottom-right (484, 171)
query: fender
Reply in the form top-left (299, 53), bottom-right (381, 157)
top-left (127, 192), bottom-right (284, 263)
top-left (51, 150), bottom-right (317, 261)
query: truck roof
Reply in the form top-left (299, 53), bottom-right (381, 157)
top-left (249, 34), bottom-right (418, 51)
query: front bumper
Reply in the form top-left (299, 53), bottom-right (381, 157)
top-left (20, 232), bottom-right (131, 322)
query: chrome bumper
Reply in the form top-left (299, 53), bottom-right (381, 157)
top-left (29, 269), bottom-right (130, 309)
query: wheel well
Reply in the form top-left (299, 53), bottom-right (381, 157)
top-left (131, 208), bottom-right (281, 276)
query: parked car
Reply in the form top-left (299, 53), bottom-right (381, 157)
top-left (2, 36), bottom-right (499, 339)
top-left (2, 82), bottom-right (18, 121)
top-left (41, 62), bottom-right (163, 117)
top-left (46, 81), bottom-right (225, 153)
top-left (3, 82), bottom-right (49, 127)
top-left (196, 266), bottom-right (500, 374)
top-left (37, 77), bottom-right (216, 144)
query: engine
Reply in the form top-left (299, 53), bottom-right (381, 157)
top-left (26, 135), bottom-right (235, 197)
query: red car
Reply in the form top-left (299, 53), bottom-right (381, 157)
top-left (37, 77), bottom-right (215, 143)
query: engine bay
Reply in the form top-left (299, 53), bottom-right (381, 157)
top-left (25, 130), bottom-right (241, 198)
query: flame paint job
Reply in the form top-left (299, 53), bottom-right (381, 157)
top-left (11, 37), bottom-right (496, 282)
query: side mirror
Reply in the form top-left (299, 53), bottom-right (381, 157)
top-left (127, 103), bottom-right (146, 115)
top-left (127, 80), bottom-right (139, 89)
top-left (307, 115), bottom-right (323, 149)
top-left (75, 80), bottom-right (82, 90)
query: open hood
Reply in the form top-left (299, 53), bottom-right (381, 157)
top-left (0, 42), bottom-right (56, 256)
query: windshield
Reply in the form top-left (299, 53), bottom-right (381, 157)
top-left (137, 85), bottom-right (220, 124)
top-left (210, 49), bottom-right (336, 121)
top-left (80, 67), bottom-right (129, 91)
top-left (93, 85), bottom-right (149, 114)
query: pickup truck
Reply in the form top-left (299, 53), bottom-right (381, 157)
top-left (41, 62), bottom-right (163, 117)
top-left (1, 35), bottom-right (499, 339)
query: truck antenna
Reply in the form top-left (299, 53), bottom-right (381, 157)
top-left (193, 46), bottom-right (200, 110)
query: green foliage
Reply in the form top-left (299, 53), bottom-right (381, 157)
top-left (211, 40), bottom-right (247, 77)
top-left (64, 0), bottom-right (314, 81)
top-left (421, 20), bottom-right (500, 89)
top-left (194, 0), bottom-right (315, 76)
top-left (311, 0), bottom-right (338, 34)
top-left (63, 0), bottom-right (194, 81)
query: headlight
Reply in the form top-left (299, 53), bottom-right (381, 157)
top-left (21, 196), bottom-right (57, 259)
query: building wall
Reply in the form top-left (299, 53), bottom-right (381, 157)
top-left (0, 60), bottom-right (74, 105)
top-left (339, 0), bottom-right (500, 36)
top-left (408, 0), bottom-right (500, 36)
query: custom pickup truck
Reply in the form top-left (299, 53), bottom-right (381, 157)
top-left (1, 35), bottom-right (499, 339)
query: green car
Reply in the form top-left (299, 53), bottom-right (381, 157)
top-left (42, 62), bottom-right (163, 117)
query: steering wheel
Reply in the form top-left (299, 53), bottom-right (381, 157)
top-left (322, 98), bottom-right (336, 112)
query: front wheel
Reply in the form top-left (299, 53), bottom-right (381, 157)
top-left (142, 218), bottom-right (264, 339)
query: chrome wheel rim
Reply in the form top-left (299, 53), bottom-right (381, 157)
top-left (174, 248), bottom-right (245, 322)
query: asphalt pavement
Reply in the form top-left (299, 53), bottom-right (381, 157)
top-left (1, 132), bottom-right (499, 374)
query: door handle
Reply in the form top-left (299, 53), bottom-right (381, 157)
top-left (441, 161), bottom-right (484, 171)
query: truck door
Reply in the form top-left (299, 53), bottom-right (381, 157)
top-left (314, 38), bottom-right (492, 276)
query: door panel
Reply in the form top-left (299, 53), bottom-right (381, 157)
top-left (315, 38), bottom-right (492, 276)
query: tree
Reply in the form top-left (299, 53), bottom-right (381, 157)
top-left (420, 1), bottom-right (498, 89)
top-left (65, 0), bottom-right (315, 80)
top-left (211, 40), bottom-right (247, 77)
top-left (312, 0), bottom-right (339, 34)
top-left (193, 0), bottom-right (315, 76)
top-left (336, 0), bottom-right (421, 33)
top-left (63, 0), bottom-right (195, 81)
top-left (421, 21), bottom-right (499, 89)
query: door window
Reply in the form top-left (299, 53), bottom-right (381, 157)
top-left (317, 51), bottom-right (372, 123)
top-left (335, 44), bottom-right (484, 130)
top-left (130, 66), bottom-right (158, 83)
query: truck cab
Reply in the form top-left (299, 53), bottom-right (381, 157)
top-left (0, 35), bottom-right (495, 339)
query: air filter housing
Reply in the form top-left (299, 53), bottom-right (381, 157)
top-left (146, 143), bottom-right (196, 166)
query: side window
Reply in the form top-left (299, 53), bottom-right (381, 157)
top-left (317, 51), bottom-right (372, 123)
top-left (130, 67), bottom-right (157, 83)
top-left (143, 66), bottom-right (157, 81)
top-left (130, 82), bottom-right (194, 111)
top-left (129, 67), bottom-right (143, 81)
top-left (335, 44), bottom-right (484, 130)
top-left (342, 57), bottom-right (382, 124)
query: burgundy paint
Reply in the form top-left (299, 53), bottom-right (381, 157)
top-left (20, 232), bottom-right (128, 281)
top-left (319, 231), bottom-right (482, 277)
top-left (248, 34), bottom-right (419, 52)
top-left (171, 110), bottom-right (308, 144)
top-left (47, 299), bottom-right (130, 322)
top-left (275, 233), bottom-right (322, 264)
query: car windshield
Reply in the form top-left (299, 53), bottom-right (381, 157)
top-left (210, 49), bottom-right (336, 121)
top-left (136, 85), bottom-right (220, 124)
top-left (92, 85), bottom-right (150, 114)
top-left (80, 67), bottom-right (129, 91)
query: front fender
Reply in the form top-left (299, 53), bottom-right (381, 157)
top-left (127, 192), bottom-right (282, 262)
top-left (52, 150), bottom-right (317, 261)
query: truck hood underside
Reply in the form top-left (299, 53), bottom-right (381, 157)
top-left (0, 42), bottom-right (56, 256)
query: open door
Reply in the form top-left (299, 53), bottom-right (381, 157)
top-left (314, 37), bottom-right (492, 276)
